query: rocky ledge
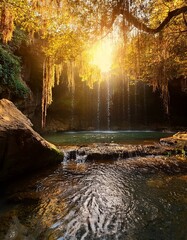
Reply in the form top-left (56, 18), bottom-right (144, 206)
top-left (62, 143), bottom-right (172, 162)
top-left (0, 99), bottom-right (63, 182)
top-left (63, 132), bottom-right (187, 162)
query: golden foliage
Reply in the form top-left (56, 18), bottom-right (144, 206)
top-left (42, 57), bottom-right (55, 128)
top-left (55, 63), bottom-right (63, 85)
top-left (1, 0), bottom-right (186, 126)
top-left (0, 3), bottom-right (14, 44)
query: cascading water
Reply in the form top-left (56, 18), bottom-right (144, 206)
top-left (122, 76), bottom-right (125, 122)
top-left (97, 82), bottom-right (101, 130)
top-left (71, 90), bottom-right (75, 129)
top-left (143, 83), bottom-right (147, 125)
top-left (134, 80), bottom-right (138, 124)
top-left (127, 78), bottom-right (131, 129)
top-left (106, 76), bottom-right (111, 130)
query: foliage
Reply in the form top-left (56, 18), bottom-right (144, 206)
top-left (0, 0), bottom-right (186, 126)
top-left (117, 0), bottom-right (187, 113)
top-left (9, 28), bottom-right (29, 51)
top-left (0, 0), bottom-right (86, 126)
top-left (0, 44), bottom-right (29, 97)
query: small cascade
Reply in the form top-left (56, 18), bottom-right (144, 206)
top-left (107, 76), bottom-right (111, 130)
top-left (63, 150), bottom-right (70, 164)
top-left (75, 153), bottom-right (88, 163)
top-left (97, 82), bottom-right (101, 130)
top-left (63, 148), bottom-right (88, 164)
top-left (71, 90), bottom-right (75, 129)
top-left (127, 78), bottom-right (131, 129)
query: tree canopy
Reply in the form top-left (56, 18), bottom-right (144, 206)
top-left (0, 0), bottom-right (187, 126)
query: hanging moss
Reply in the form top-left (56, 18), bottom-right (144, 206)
top-left (42, 56), bottom-right (55, 128)
top-left (0, 45), bottom-right (29, 97)
top-left (42, 57), bottom-right (65, 128)
top-left (0, 3), bottom-right (14, 44)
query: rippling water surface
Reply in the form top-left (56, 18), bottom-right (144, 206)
top-left (1, 158), bottom-right (187, 240)
top-left (1, 131), bottom-right (187, 240)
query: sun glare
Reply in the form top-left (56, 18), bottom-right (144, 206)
top-left (91, 37), bottom-right (114, 73)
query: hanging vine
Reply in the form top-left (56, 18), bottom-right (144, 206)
top-left (0, 0), bottom-right (186, 128)
top-left (151, 33), bottom-right (170, 115)
top-left (0, 3), bottom-right (14, 44)
top-left (42, 57), bottom-right (55, 128)
top-left (42, 55), bottom-right (66, 128)
top-left (42, 58), bottom-right (77, 127)
top-left (55, 63), bottom-right (63, 85)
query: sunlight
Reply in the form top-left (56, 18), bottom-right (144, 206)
top-left (91, 37), bottom-right (114, 73)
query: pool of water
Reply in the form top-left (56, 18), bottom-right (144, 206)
top-left (1, 131), bottom-right (186, 240)
top-left (0, 157), bottom-right (187, 240)
top-left (43, 130), bottom-right (174, 146)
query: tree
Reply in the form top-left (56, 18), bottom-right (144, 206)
top-left (0, 0), bottom-right (186, 126)
top-left (0, 0), bottom-right (87, 127)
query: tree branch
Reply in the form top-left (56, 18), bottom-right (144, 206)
top-left (183, 12), bottom-right (187, 27)
top-left (121, 6), bottom-right (187, 34)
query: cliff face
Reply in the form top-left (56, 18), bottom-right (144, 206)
top-left (0, 99), bottom-right (63, 182)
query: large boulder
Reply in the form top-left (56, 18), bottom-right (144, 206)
top-left (0, 99), bottom-right (63, 182)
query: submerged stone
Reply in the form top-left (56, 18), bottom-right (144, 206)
top-left (0, 99), bottom-right (63, 182)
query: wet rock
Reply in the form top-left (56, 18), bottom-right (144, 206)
top-left (44, 119), bottom-right (70, 132)
top-left (65, 143), bottom-right (170, 161)
top-left (0, 99), bottom-right (63, 182)
top-left (160, 132), bottom-right (187, 152)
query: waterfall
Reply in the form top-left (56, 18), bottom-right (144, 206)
top-left (134, 80), bottom-right (138, 125)
top-left (122, 76), bottom-right (125, 122)
top-left (143, 83), bottom-right (147, 126)
top-left (71, 90), bottom-right (75, 129)
top-left (107, 76), bottom-right (111, 130)
top-left (97, 82), bottom-right (101, 130)
top-left (127, 78), bottom-right (131, 129)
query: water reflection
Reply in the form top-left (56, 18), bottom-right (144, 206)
top-left (1, 158), bottom-right (187, 240)
top-left (43, 131), bottom-right (174, 146)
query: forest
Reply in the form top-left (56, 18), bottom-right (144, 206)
top-left (0, 0), bottom-right (187, 130)
top-left (1, 1), bottom-right (187, 239)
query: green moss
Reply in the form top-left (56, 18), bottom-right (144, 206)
top-left (0, 44), bottom-right (29, 98)
top-left (51, 146), bottom-right (64, 158)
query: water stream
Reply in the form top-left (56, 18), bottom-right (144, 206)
top-left (127, 79), bottom-right (131, 129)
top-left (0, 131), bottom-right (186, 240)
top-left (107, 77), bottom-right (111, 130)
top-left (71, 90), bottom-right (75, 129)
top-left (1, 158), bottom-right (187, 240)
top-left (97, 82), bottom-right (101, 130)
top-left (143, 83), bottom-right (147, 125)
top-left (134, 80), bottom-right (137, 124)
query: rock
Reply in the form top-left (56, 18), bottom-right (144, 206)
top-left (64, 143), bottom-right (170, 162)
top-left (160, 132), bottom-right (187, 152)
top-left (44, 119), bottom-right (69, 132)
top-left (0, 99), bottom-right (63, 182)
